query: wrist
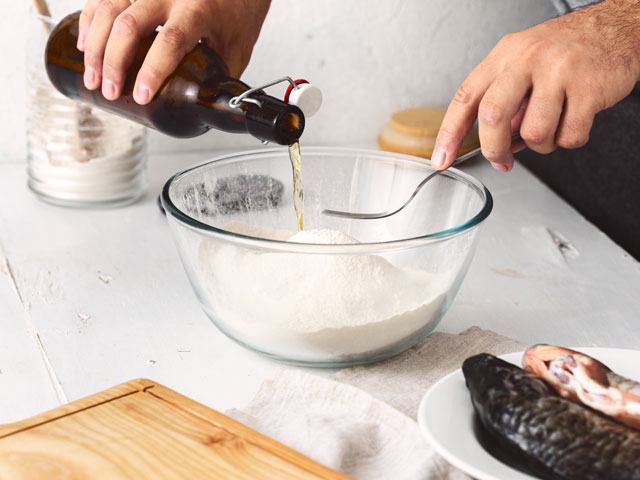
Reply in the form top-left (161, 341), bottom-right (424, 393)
top-left (576, 0), bottom-right (640, 81)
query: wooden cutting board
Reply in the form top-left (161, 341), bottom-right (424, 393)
top-left (0, 378), bottom-right (352, 479)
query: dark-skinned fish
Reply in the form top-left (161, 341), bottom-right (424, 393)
top-left (463, 353), bottom-right (640, 480)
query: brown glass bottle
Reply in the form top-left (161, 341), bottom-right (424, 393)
top-left (45, 12), bottom-right (305, 145)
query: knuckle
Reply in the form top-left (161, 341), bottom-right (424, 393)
top-left (559, 50), bottom-right (580, 67)
top-left (113, 12), bottom-right (138, 36)
top-left (140, 64), bottom-right (162, 84)
top-left (478, 98), bottom-right (505, 126)
top-left (556, 136), bottom-right (587, 149)
top-left (556, 132), bottom-right (589, 149)
top-left (84, 50), bottom-right (102, 69)
top-left (529, 143), bottom-right (557, 154)
top-left (521, 125), bottom-right (549, 146)
top-left (578, 81), bottom-right (607, 111)
top-left (159, 25), bottom-right (186, 50)
top-left (522, 39), bottom-right (547, 61)
top-left (181, 6), bottom-right (204, 29)
top-left (452, 83), bottom-right (473, 105)
top-left (563, 115), bottom-right (591, 136)
top-left (481, 147), bottom-right (501, 162)
top-left (435, 127), bottom-right (455, 144)
top-left (188, 0), bottom-right (207, 11)
top-left (497, 32), bottom-right (516, 48)
top-left (101, 61), bottom-right (121, 80)
top-left (79, 10), bottom-right (91, 27)
top-left (556, 114), bottom-right (592, 149)
top-left (95, 0), bottom-right (118, 18)
top-left (549, 51), bottom-right (579, 78)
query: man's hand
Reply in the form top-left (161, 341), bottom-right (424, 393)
top-left (77, 0), bottom-right (271, 104)
top-left (432, 0), bottom-right (640, 172)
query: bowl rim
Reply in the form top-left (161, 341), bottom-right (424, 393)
top-left (161, 146), bottom-right (493, 253)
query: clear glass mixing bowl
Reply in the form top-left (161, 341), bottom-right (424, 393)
top-left (162, 147), bottom-right (492, 366)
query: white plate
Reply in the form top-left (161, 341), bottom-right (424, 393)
top-left (417, 347), bottom-right (640, 480)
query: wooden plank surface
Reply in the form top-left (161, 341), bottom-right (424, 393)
top-left (0, 379), bottom-right (350, 480)
top-left (0, 154), bottom-right (280, 421)
top-left (0, 148), bottom-right (638, 428)
top-left (0, 380), bottom-right (146, 438)
top-left (0, 223), bottom-right (61, 424)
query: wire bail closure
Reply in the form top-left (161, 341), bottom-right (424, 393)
top-left (229, 77), bottom-right (300, 109)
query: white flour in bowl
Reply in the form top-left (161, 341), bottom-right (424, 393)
top-left (197, 222), bottom-right (451, 362)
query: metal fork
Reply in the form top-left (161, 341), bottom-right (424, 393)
top-left (322, 134), bottom-right (520, 220)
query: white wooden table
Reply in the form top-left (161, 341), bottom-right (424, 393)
top-left (1, 148), bottom-right (639, 425)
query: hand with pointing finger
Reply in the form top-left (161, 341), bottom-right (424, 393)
top-left (432, 0), bottom-right (640, 172)
top-left (77, 0), bottom-right (271, 104)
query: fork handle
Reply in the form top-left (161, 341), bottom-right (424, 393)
top-left (447, 133), bottom-right (522, 169)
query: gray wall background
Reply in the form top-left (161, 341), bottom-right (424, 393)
top-left (2, 0), bottom-right (556, 161)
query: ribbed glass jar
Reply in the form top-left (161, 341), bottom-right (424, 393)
top-left (26, 10), bottom-right (147, 208)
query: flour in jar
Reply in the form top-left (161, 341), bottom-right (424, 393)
top-left (197, 222), bottom-right (451, 361)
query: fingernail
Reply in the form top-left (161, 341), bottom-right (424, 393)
top-left (491, 162), bottom-right (509, 173)
top-left (102, 79), bottom-right (115, 100)
top-left (134, 84), bottom-right (150, 104)
top-left (431, 145), bottom-right (446, 169)
top-left (77, 30), bottom-right (86, 50)
top-left (83, 66), bottom-right (97, 89)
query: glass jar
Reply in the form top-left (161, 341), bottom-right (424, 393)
top-left (26, 10), bottom-right (147, 208)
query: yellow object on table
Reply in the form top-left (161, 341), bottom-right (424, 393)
top-left (378, 107), bottom-right (480, 159)
top-left (0, 379), bottom-right (351, 479)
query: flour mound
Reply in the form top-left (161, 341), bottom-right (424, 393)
top-left (198, 223), bottom-right (450, 361)
top-left (288, 229), bottom-right (359, 245)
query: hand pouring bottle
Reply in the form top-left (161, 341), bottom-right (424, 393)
top-left (45, 12), bottom-right (305, 145)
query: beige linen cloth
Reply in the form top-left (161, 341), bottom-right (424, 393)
top-left (227, 327), bottom-right (526, 479)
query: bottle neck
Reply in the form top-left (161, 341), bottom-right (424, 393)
top-left (198, 78), bottom-right (305, 145)
top-left (204, 71), bottom-right (306, 145)
top-left (245, 95), bottom-right (305, 145)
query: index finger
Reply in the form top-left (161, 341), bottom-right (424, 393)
top-left (78, 0), bottom-right (101, 50)
top-left (432, 62), bottom-right (496, 169)
top-left (132, 10), bottom-right (204, 104)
